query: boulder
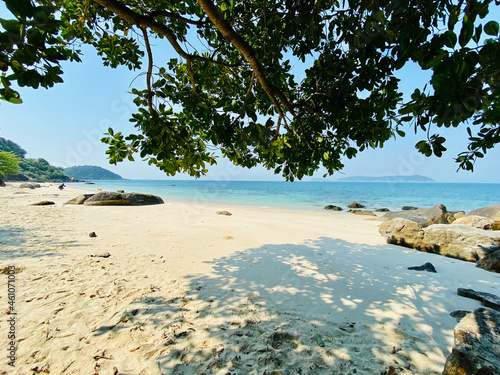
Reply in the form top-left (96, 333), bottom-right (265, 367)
top-left (83, 192), bottom-right (164, 206)
top-left (453, 215), bottom-right (495, 230)
top-left (453, 211), bottom-right (466, 220)
top-left (65, 194), bottom-right (95, 205)
top-left (0, 180), bottom-right (5, 187)
top-left (442, 309), bottom-right (500, 375)
top-left (379, 219), bottom-right (500, 262)
top-left (216, 211), bottom-right (232, 216)
top-left (477, 250), bottom-right (500, 273)
top-left (20, 182), bottom-right (41, 189)
top-left (29, 201), bottom-right (55, 206)
top-left (469, 204), bottom-right (500, 230)
top-left (324, 205), bottom-right (342, 211)
top-left (382, 204), bottom-right (454, 227)
top-left (347, 202), bottom-right (365, 208)
top-left (375, 208), bottom-right (390, 212)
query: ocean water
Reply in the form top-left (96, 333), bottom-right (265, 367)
top-left (70, 180), bottom-right (499, 213)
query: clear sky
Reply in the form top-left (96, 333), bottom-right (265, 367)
top-left (1, 5), bottom-right (499, 183)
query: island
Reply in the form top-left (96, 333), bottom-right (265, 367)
top-left (63, 165), bottom-right (123, 180)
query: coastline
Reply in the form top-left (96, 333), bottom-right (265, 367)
top-left (0, 182), bottom-right (498, 374)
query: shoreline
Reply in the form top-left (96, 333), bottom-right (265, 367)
top-left (1, 182), bottom-right (498, 374)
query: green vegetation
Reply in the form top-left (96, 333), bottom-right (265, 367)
top-left (0, 150), bottom-right (21, 184)
top-left (1, 0), bottom-right (499, 180)
top-left (63, 165), bottom-right (123, 180)
top-left (0, 137), bottom-right (70, 181)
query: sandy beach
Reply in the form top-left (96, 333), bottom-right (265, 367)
top-left (0, 182), bottom-right (498, 374)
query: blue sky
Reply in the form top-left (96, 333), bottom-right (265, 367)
top-left (1, 5), bottom-right (499, 182)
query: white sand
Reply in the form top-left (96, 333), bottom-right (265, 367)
top-left (0, 182), bottom-right (498, 374)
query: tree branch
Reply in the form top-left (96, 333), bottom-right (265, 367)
top-left (92, 0), bottom-right (238, 68)
top-left (140, 26), bottom-right (155, 115)
top-left (148, 10), bottom-right (206, 26)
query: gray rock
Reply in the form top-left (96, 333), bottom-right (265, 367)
top-left (29, 201), bottom-right (55, 206)
top-left (83, 192), bottom-right (164, 206)
top-left (324, 205), bottom-right (342, 211)
top-left (20, 182), bottom-right (41, 189)
top-left (379, 219), bottom-right (500, 262)
top-left (442, 308), bottom-right (500, 375)
top-left (0, 180), bottom-right (5, 187)
top-left (65, 194), bottom-right (95, 205)
top-left (457, 288), bottom-right (500, 311)
top-left (348, 202), bottom-right (365, 208)
top-left (375, 208), bottom-right (390, 212)
top-left (89, 232), bottom-right (97, 238)
top-left (453, 215), bottom-right (495, 230)
top-left (383, 204), bottom-right (455, 227)
top-left (408, 262), bottom-right (437, 273)
top-left (402, 206), bottom-right (418, 211)
top-left (477, 250), bottom-right (500, 273)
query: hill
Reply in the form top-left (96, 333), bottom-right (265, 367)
top-left (337, 175), bottom-right (434, 182)
top-left (63, 165), bottom-right (123, 180)
top-left (0, 137), bottom-right (70, 182)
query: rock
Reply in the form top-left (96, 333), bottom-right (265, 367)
top-left (453, 215), bottom-right (495, 230)
top-left (382, 204), bottom-right (455, 227)
top-left (0, 180), bottom-right (5, 187)
top-left (453, 212), bottom-right (466, 220)
top-left (457, 288), bottom-right (500, 311)
top-left (65, 194), bottom-right (95, 205)
top-left (375, 208), bottom-right (390, 212)
top-left (83, 192), bottom-right (164, 206)
top-left (324, 205), bottom-right (342, 211)
top-left (349, 209), bottom-right (376, 216)
top-left (442, 308), bottom-right (500, 375)
top-left (348, 202), bottom-right (365, 208)
top-left (450, 310), bottom-right (472, 322)
top-left (216, 211), bottom-right (232, 216)
top-left (90, 252), bottom-right (111, 258)
top-left (89, 232), bottom-right (97, 238)
top-left (408, 262), bottom-right (437, 273)
top-left (30, 201), bottom-right (55, 206)
top-left (469, 204), bottom-right (500, 230)
top-left (402, 206), bottom-right (418, 211)
top-left (477, 250), bottom-right (500, 273)
top-left (20, 182), bottom-right (41, 189)
top-left (117, 190), bottom-right (125, 193)
top-left (379, 219), bottom-right (500, 262)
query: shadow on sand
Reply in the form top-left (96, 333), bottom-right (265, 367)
top-left (89, 237), bottom-right (492, 374)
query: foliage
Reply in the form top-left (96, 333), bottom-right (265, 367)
top-left (0, 137), bottom-right (27, 158)
top-left (1, 0), bottom-right (499, 180)
top-left (0, 150), bottom-right (21, 179)
top-left (63, 165), bottom-right (123, 180)
top-left (16, 157), bottom-right (70, 181)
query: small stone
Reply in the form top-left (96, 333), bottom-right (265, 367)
top-left (408, 262), bottom-right (437, 273)
top-left (89, 232), bottom-right (97, 238)
top-left (30, 201), bottom-right (55, 206)
top-left (216, 211), bottom-right (232, 216)
top-left (90, 252), bottom-right (110, 258)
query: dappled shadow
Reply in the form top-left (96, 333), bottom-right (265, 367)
top-left (0, 225), bottom-right (84, 260)
top-left (85, 237), bottom-right (496, 374)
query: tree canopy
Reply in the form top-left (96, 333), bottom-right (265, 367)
top-left (1, 0), bottom-right (499, 180)
top-left (0, 150), bottom-right (21, 181)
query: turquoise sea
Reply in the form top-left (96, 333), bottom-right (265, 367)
top-left (71, 180), bottom-right (499, 213)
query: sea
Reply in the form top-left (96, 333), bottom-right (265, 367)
top-left (70, 180), bottom-right (499, 213)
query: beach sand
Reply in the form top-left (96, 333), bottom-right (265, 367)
top-left (0, 182), bottom-right (498, 374)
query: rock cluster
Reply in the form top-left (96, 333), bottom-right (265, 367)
top-left (379, 204), bottom-right (500, 272)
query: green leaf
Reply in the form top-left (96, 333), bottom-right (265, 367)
top-left (484, 21), bottom-right (499, 36)
top-left (459, 19), bottom-right (474, 47)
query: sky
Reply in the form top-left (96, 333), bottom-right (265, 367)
top-left (1, 5), bottom-right (499, 183)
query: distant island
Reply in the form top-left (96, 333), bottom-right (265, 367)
top-left (63, 165), bottom-right (123, 180)
top-left (337, 175), bottom-right (434, 182)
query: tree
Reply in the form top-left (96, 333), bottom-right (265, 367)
top-left (0, 150), bottom-right (21, 185)
top-left (0, 137), bottom-right (27, 158)
top-left (0, 0), bottom-right (499, 180)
